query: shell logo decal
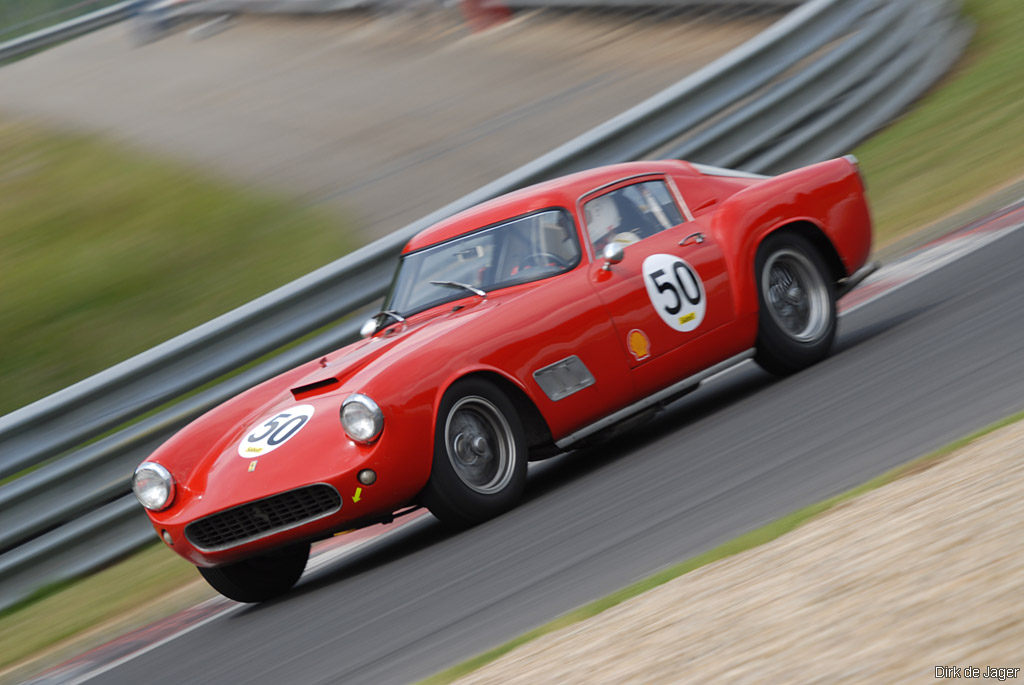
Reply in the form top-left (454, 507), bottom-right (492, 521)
top-left (627, 328), bottom-right (651, 361)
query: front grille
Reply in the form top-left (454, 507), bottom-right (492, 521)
top-left (185, 484), bottom-right (342, 552)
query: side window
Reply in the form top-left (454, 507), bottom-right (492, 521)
top-left (583, 180), bottom-right (685, 252)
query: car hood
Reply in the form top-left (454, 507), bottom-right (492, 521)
top-left (293, 297), bottom-right (493, 393)
top-left (151, 296), bottom-right (498, 504)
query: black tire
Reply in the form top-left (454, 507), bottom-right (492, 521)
top-left (198, 543), bottom-right (310, 603)
top-left (753, 232), bottom-right (837, 376)
top-left (421, 378), bottom-right (528, 527)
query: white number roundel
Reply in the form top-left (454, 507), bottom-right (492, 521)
top-left (641, 254), bottom-right (706, 332)
top-left (238, 405), bottom-right (315, 458)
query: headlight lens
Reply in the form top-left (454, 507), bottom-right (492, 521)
top-left (133, 462), bottom-right (175, 511)
top-left (341, 394), bottom-right (384, 443)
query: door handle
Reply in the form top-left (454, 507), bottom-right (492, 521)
top-left (679, 232), bottom-right (705, 246)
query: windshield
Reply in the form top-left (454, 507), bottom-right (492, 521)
top-left (387, 209), bottom-right (581, 315)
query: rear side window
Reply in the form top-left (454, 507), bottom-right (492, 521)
top-left (583, 180), bottom-right (684, 252)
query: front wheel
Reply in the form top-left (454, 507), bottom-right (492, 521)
top-left (421, 379), bottom-right (528, 527)
top-left (198, 543), bottom-right (310, 603)
top-left (754, 232), bottom-right (836, 376)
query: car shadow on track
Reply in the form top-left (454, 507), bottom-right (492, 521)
top-left (278, 518), bottom-right (456, 604)
top-left (833, 303), bottom-right (933, 355)
top-left (520, 363), bottom-right (776, 505)
top-left (520, 300), bottom-right (933, 506)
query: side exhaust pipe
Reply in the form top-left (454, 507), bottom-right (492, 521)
top-left (837, 261), bottom-right (879, 298)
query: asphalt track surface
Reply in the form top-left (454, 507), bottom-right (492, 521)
top-left (71, 206), bottom-right (1024, 684)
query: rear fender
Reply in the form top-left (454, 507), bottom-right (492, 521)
top-left (710, 157), bottom-right (872, 321)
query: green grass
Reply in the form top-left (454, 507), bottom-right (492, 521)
top-left (0, 117), bottom-right (355, 676)
top-left (854, 0), bottom-right (1024, 245)
top-left (0, 0), bottom-right (124, 43)
top-left (422, 408), bottom-right (1024, 684)
top-left (0, 543), bottom-right (209, 674)
top-left (0, 119), bottom-right (352, 417)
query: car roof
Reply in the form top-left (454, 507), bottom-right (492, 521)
top-left (402, 160), bottom-right (697, 253)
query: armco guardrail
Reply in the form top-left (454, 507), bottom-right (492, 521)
top-left (0, 0), bottom-right (969, 611)
top-left (0, 1), bottom-right (140, 62)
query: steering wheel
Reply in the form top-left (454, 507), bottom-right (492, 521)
top-left (520, 251), bottom-right (570, 269)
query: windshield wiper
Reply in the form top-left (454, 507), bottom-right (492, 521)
top-left (430, 280), bottom-right (487, 298)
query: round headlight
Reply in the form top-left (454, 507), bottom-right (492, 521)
top-left (341, 394), bottom-right (384, 444)
top-left (133, 462), bottom-right (175, 511)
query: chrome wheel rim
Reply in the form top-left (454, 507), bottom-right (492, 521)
top-left (445, 396), bottom-right (515, 494)
top-left (762, 248), bottom-right (830, 342)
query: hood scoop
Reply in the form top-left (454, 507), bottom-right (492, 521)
top-left (291, 377), bottom-right (341, 400)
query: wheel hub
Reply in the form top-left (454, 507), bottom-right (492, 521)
top-left (762, 248), bottom-right (830, 343)
top-left (452, 432), bottom-right (492, 466)
top-left (445, 396), bottom-right (515, 494)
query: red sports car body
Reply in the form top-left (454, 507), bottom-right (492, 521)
top-left (133, 158), bottom-right (873, 602)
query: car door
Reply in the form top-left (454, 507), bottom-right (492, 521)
top-left (582, 175), bottom-right (736, 394)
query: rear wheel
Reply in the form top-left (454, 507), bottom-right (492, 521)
top-left (198, 543), bottom-right (310, 603)
top-left (754, 232), bottom-right (836, 376)
top-left (421, 378), bottom-right (527, 527)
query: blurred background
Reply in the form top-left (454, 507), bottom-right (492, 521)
top-left (3, 0), bottom-right (1024, 682)
top-left (0, 0), bottom-right (784, 416)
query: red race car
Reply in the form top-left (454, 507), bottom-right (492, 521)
top-left (133, 158), bottom-right (874, 602)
